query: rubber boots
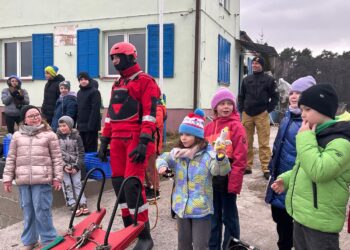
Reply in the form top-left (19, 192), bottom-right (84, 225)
top-left (122, 215), bottom-right (133, 227)
top-left (133, 221), bottom-right (154, 250)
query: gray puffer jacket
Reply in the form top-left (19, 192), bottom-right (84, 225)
top-left (1, 87), bottom-right (30, 117)
top-left (3, 123), bottom-right (63, 185)
top-left (56, 129), bottom-right (85, 170)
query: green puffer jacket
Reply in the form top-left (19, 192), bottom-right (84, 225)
top-left (280, 121), bottom-right (350, 233)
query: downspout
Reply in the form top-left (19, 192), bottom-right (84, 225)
top-left (193, 0), bottom-right (201, 109)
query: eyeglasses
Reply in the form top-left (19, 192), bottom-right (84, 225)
top-left (26, 113), bottom-right (41, 120)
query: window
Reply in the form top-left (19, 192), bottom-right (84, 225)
top-left (219, 0), bottom-right (230, 12)
top-left (3, 39), bottom-right (32, 78)
top-left (106, 31), bottom-right (146, 76)
top-left (218, 35), bottom-right (231, 84)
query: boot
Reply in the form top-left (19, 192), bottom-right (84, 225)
top-left (133, 221), bottom-right (154, 250)
top-left (122, 215), bottom-right (133, 227)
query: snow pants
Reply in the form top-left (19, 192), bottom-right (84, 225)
top-left (109, 131), bottom-right (154, 223)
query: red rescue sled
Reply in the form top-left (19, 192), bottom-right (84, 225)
top-left (50, 169), bottom-right (145, 250)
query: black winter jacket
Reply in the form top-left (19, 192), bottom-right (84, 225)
top-left (42, 74), bottom-right (65, 123)
top-left (77, 82), bottom-right (101, 132)
top-left (238, 71), bottom-right (279, 116)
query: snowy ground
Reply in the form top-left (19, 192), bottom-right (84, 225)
top-left (0, 126), bottom-right (349, 249)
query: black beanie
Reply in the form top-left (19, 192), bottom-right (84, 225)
top-left (78, 72), bottom-right (90, 81)
top-left (298, 84), bottom-right (338, 119)
top-left (20, 105), bottom-right (41, 122)
top-left (252, 56), bottom-right (265, 68)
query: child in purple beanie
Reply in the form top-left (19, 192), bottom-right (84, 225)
top-left (265, 75), bottom-right (316, 250)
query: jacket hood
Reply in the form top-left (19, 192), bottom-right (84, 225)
top-left (318, 121), bottom-right (350, 141)
top-left (60, 91), bottom-right (77, 98)
top-left (51, 74), bottom-right (65, 82)
top-left (7, 75), bottom-right (22, 88)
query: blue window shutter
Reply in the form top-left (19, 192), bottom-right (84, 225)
top-left (163, 24), bottom-right (174, 77)
top-left (32, 34), bottom-right (53, 80)
top-left (147, 23), bottom-right (174, 78)
top-left (147, 24), bottom-right (159, 77)
top-left (77, 28), bottom-right (99, 78)
top-left (217, 35), bottom-right (231, 84)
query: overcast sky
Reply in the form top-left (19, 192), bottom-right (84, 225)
top-left (240, 0), bottom-right (350, 56)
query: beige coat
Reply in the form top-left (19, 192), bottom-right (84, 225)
top-left (3, 124), bottom-right (63, 185)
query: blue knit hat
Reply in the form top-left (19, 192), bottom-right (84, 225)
top-left (179, 108), bottom-right (205, 138)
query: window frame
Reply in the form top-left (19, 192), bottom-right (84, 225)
top-left (219, 0), bottom-right (230, 13)
top-left (2, 38), bottom-right (32, 79)
top-left (104, 29), bottom-right (146, 77)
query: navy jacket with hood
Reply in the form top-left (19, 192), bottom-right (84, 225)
top-left (265, 110), bottom-right (302, 209)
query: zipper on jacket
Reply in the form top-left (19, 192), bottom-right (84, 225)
top-left (184, 160), bottom-right (190, 216)
top-left (290, 162), bottom-right (301, 216)
top-left (29, 137), bottom-right (33, 184)
top-left (312, 182), bottom-right (318, 209)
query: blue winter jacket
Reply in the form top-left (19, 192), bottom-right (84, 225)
top-left (265, 110), bottom-right (302, 209)
top-left (51, 92), bottom-right (78, 131)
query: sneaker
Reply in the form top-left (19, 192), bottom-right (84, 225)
top-left (244, 169), bottom-right (252, 175)
top-left (21, 242), bottom-right (38, 250)
top-left (68, 203), bottom-right (76, 212)
top-left (80, 204), bottom-right (90, 215)
top-left (146, 188), bottom-right (160, 201)
top-left (263, 172), bottom-right (270, 180)
top-left (75, 207), bottom-right (83, 217)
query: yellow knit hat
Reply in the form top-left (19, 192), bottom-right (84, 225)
top-left (45, 66), bottom-right (58, 77)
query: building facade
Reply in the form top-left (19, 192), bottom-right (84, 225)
top-left (0, 0), bottom-right (241, 131)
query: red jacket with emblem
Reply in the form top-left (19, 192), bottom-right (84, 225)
top-left (204, 111), bottom-right (247, 194)
top-left (102, 63), bottom-right (161, 140)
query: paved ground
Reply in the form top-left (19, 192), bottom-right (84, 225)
top-left (0, 126), bottom-right (349, 249)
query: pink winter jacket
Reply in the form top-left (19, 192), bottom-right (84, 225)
top-left (3, 124), bottom-right (63, 185)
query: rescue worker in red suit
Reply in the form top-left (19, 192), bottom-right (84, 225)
top-left (98, 42), bottom-right (160, 250)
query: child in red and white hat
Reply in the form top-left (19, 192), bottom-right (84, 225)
top-left (157, 108), bottom-right (231, 249)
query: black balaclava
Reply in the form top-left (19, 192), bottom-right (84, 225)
top-left (114, 54), bottom-right (136, 72)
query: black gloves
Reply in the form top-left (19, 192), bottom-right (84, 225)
top-left (98, 137), bottom-right (110, 162)
top-left (10, 89), bottom-right (24, 100)
top-left (128, 137), bottom-right (151, 163)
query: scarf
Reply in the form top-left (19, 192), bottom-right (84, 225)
top-left (289, 105), bottom-right (301, 115)
top-left (19, 124), bottom-right (45, 136)
top-left (173, 145), bottom-right (200, 160)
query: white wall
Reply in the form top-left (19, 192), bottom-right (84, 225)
top-left (198, 0), bottom-right (241, 109)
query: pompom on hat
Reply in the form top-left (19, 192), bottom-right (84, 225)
top-left (211, 87), bottom-right (236, 110)
top-left (179, 108), bottom-right (205, 138)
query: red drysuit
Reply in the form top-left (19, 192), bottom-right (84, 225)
top-left (102, 63), bottom-right (161, 222)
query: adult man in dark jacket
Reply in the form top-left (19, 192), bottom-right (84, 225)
top-left (77, 72), bottom-right (101, 152)
top-left (42, 66), bottom-right (65, 124)
top-left (238, 56), bottom-right (279, 179)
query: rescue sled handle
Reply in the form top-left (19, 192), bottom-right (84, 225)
top-left (68, 168), bottom-right (106, 229)
top-left (104, 176), bottom-right (143, 246)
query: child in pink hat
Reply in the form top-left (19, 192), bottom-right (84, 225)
top-left (205, 87), bottom-right (248, 248)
